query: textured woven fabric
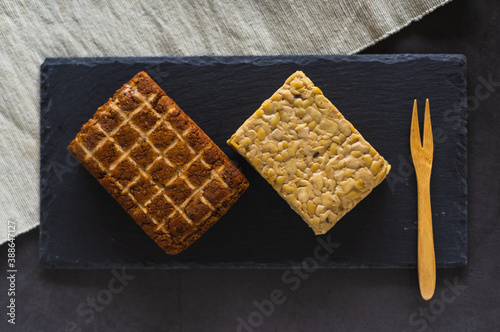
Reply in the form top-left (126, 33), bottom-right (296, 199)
top-left (0, 0), bottom-right (451, 244)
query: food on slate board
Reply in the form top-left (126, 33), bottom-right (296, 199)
top-left (68, 72), bottom-right (248, 254)
top-left (228, 71), bottom-right (390, 235)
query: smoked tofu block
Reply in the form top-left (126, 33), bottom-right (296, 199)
top-left (68, 72), bottom-right (248, 254)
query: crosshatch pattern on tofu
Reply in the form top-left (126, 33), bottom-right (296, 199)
top-left (68, 72), bottom-right (248, 254)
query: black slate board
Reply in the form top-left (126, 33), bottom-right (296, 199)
top-left (40, 55), bottom-right (467, 268)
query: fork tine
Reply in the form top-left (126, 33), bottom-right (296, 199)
top-left (423, 99), bottom-right (433, 152)
top-left (411, 99), bottom-right (421, 150)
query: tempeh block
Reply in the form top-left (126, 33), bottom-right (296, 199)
top-left (68, 72), bottom-right (248, 254)
top-left (228, 71), bottom-right (390, 235)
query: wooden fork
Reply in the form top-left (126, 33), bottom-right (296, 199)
top-left (410, 99), bottom-right (435, 301)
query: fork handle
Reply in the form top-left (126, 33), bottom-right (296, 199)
top-left (417, 177), bottom-right (436, 300)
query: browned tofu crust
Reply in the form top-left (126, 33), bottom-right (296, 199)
top-left (68, 72), bottom-right (248, 254)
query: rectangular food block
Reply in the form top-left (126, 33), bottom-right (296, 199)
top-left (68, 72), bottom-right (248, 254)
top-left (228, 71), bottom-right (390, 235)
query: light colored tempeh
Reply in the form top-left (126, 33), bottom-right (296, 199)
top-left (228, 71), bottom-right (390, 235)
top-left (68, 72), bottom-right (248, 254)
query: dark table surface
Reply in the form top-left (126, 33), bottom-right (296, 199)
top-left (2, 0), bottom-right (500, 331)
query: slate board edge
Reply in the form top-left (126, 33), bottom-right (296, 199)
top-left (458, 56), bottom-right (468, 266)
top-left (39, 259), bottom-right (465, 270)
top-left (41, 54), bottom-right (467, 68)
top-left (39, 62), bottom-right (53, 267)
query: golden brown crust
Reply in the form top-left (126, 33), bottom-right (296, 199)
top-left (68, 72), bottom-right (248, 255)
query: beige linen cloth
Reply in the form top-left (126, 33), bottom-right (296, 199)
top-left (0, 0), bottom-right (451, 244)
